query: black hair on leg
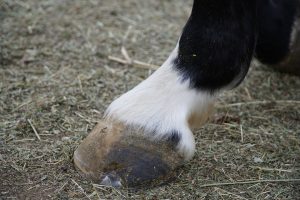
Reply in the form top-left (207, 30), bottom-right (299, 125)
top-left (174, 0), bottom-right (257, 92)
top-left (255, 0), bottom-right (298, 65)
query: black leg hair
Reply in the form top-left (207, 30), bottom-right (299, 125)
top-left (174, 0), bottom-right (257, 92)
top-left (255, 0), bottom-right (298, 65)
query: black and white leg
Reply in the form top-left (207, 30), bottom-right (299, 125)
top-left (75, 0), bottom-right (300, 188)
top-left (106, 0), bottom-right (257, 160)
top-left (74, 0), bottom-right (258, 188)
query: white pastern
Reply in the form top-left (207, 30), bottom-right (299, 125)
top-left (105, 46), bottom-right (215, 160)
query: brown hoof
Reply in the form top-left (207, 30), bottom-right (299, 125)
top-left (270, 55), bottom-right (300, 76)
top-left (74, 121), bottom-right (184, 189)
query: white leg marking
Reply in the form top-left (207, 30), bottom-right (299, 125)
top-left (106, 45), bottom-right (215, 160)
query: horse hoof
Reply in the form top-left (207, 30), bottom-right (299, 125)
top-left (270, 55), bottom-right (300, 76)
top-left (74, 121), bottom-right (184, 189)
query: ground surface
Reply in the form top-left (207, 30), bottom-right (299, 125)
top-left (1, 0), bottom-right (300, 199)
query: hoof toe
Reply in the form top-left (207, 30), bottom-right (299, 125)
top-left (74, 121), bottom-right (184, 189)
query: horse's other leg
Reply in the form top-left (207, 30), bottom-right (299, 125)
top-left (256, 0), bottom-right (300, 76)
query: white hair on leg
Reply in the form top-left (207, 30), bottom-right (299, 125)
top-left (105, 45), bottom-right (216, 160)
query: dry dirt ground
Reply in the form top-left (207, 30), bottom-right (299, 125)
top-left (1, 0), bottom-right (300, 199)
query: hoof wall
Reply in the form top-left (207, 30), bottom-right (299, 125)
top-left (74, 121), bottom-right (184, 189)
